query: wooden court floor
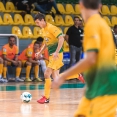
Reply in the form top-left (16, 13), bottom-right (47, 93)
top-left (0, 82), bottom-right (85, 117)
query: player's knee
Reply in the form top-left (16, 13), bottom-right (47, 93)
top-left (0, 57), bottom-right (3, 64)
top-left (18, 61), bottom-right (22, 67)
top-left (26, 62), bottom-right (32, 66)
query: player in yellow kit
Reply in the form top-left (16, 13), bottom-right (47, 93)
top-left (52, 0), bottom-right (117, 117)
top-left (34, 13), bottom-right (64, 104)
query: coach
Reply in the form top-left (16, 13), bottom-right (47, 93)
top-left (65, 16), bottom-right (84, 68)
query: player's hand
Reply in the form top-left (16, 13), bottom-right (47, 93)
top-left (52, 74), bottom-right (65, 90)
top-left (52, 52), bottom-right (59, 60)
top-left (12, 61), bottom-right (18, 66)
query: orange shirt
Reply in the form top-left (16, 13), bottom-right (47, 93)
top-left (28, 43), bottom-right (49, 60)
top-left (1, 44), bottom-right (18, 59)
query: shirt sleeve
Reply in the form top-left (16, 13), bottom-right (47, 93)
top-left (2, 47), bottom-right (7, 55)
top-left (49, 25), bottom-right (63, 38)
top-left (83, 25), bottom-right (100, 52)
top-left (66, 27), bottom-right (71, 36)
top-left (26, 48), bottom-right (33, 58)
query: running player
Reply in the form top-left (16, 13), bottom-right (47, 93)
top-left (34, 13), bottom-right (64, 104)
top-left (52, 0), bottom-right (117, 117)
top-left (0, 36), bottom-right (23, 82)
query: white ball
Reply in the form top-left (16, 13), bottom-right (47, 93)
top-left (21, 92), bottom-right (32, 103)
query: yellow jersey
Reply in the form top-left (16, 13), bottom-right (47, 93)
top-left (42, 23), bottom-right (63, 55)
top-left (83, 14), bottom-right (117, 99)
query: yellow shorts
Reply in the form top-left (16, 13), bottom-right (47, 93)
top-left (21, 60), bottom-right (26, 67)
top-left (74, 95), bottom-right (117, 117)
top-left (47, 53), bottom-right (64, 70)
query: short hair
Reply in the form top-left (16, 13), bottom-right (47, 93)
top-left (114, 25), bottom-right (117, 29)
top-left (8, 36), bottom-right (16, 40)
top-left (74, 16), bottom-right (80, 20)
top-left (80, 0), bottom-right (101, 9)
top-left (34, 13), bottom-right (45, 21)
top-left (36, 37), bottom-right (44, 42)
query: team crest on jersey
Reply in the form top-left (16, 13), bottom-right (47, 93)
top-left (28, 52), bottom-right (32, 55)
top-left (45, 37), bottom-right (49, 42)
top-left (3, 48), bottom-right (6, 52)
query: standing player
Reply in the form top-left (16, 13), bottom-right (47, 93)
top-left (52, 0), bottom-right (117, 117)
top-left (34, 13), bottom-right (64, 104)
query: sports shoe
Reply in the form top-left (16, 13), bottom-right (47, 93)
top-left (32, 78), bottom-right (42, 82)
top-left (37, 96), bottom-right (49, 104)
top-left (24, 78), bottom-right (32, 82)
top-left (0, 78), bottom-right (6, 83)
top-left (15, 78), bottom-right (24, 82)
top-left (78, 74), bottom-right (85, 83)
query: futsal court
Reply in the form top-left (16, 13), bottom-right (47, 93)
top-left (0, 80), bottom-right (85, 117)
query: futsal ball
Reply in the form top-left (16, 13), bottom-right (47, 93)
top-left (20, 92), bottom-right (32, 103)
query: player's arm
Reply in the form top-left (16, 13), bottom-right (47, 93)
top-left (52, 24), bottom-right (100, 89)
top-left (55, 35), bottom-right (64, 53)
top-left (14, 47), bottom-right (19, 61)
top-left (52, 51), bottom-right (98, 88)
top-left (28, 57), bottom-right (39, 64)
top-left (36, 44), bottom-right (47, 57)
top-left (2, 47), bottom-right (14, 62)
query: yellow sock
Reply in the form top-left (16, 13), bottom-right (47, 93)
top-left (26, 66), bottom-right (31, 78)
top-left (0, 64), bottom-right (3, 77)
top-left (16, 67), bottom-right (21, 78)
top-left (34, 65), bottom-right (39, 78)
top-left (44, 78), bottom-right (51, 99)
top-left (3, 67), bottom-right (7, 78)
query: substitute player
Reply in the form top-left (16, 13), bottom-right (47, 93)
top-left (52, 0), bottom-right (117, 117)
top-left (34, 13), bottom-right (64, 104)
top-left (18, 41), bottom-right (41, 82)
top-left (0, 36), bottom-right (23, 82)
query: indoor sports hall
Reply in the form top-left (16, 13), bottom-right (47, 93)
top-left (0, 0), bottom-right (117, 117)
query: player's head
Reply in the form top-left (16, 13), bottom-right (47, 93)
top-left (79, 0), bottom-right (101, 21)
top-left (33, 41), bottom-right (40, 50)
top-left (79, 19), bottom-right (83, 28)
top-left (36, 37), bottom-right (44, 47)
top-left (114, 25), bottom-right (117, 34)
top-left (34, 13), bottom-right (46, 28)
top-left (74, 16), bottom-right (80, 26)
top-left (8, 36), bottom-right (16, 46)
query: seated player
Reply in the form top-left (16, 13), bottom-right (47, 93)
top-left (18, 41), bottom-right (42, 82)
top-left (0, 36), bottom-right (23, 82)
top-left (28, 37), bottom-right (49, 77)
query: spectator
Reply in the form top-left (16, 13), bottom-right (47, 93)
top-left (33, 0), bottom-right (61, 18)
top-left (0, 36), bottom-right (24, 83)
top-left (13, 0), bottom-right (33, 17)
top-left (65, 16), bottom-right (84, 68)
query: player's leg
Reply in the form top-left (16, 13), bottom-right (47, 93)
top-left (37, 67), bottom-right (53, 104)
top-left (24, 61), bottom-right (32, 82)
top-left (32, 62), bottom-right (42, 82)
top-left (15, 61), bottom-right (24, 82)
top-left (2, 60), bottom-right (8, 82)
top-left (40, 60), bottom-right (47, 73)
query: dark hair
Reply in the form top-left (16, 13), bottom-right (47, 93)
top-left (9, 36), bottom-right (16, 40)
top-left (114, 25), bottom-right (117, 29)
top-left (34, 13), bottom-right (45, 21)
top-left (74, 16), bottom-right (80, 20)
top-left (37, 37), bottom-right (44, 42)
top-left (80, 0), bottom-right (101, 9)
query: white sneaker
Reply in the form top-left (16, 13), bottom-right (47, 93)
top-left (1, 78), bottom-right (8, 83)
top-left (15, 78), bottom-right (24, 82)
